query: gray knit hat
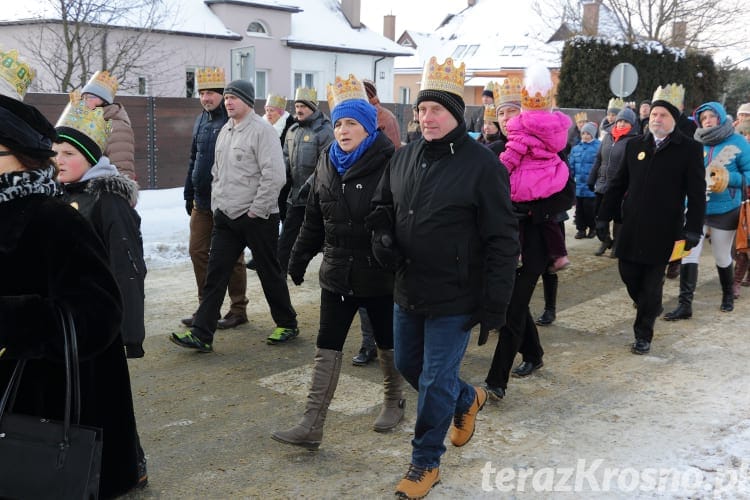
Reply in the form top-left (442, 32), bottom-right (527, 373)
top-left (615, 107), bottom-right (636, 127)
top-left (224, 79), bottom-right (255, 107)
top-left (581, 122), bottom-right (598, 138)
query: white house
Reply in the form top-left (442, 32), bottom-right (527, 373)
top-left (0, 0), bottom-right (412, 103)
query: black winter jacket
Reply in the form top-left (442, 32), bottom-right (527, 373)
top-left (63, 172), bottom-right (146, 352)
top-left (599, 131), bottom-right (706, 264)
top-left (372, 126), bottom-right (519, 316)
top-left (184, 104), bottom-right (228, 210)
top-left (284, 109), bottom-right (334, 207)
top-left (291, 132), bottom-right (396, 296)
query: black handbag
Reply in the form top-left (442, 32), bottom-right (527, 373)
top-left (0, 306), bottom-right (103, 500)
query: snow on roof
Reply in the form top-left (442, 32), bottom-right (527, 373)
top-left (286, 0), bottom-right (412, 56)
top-left (1, 0), bottom-right (412, 56)
top-left (394, 0), bottom-right (560, 72)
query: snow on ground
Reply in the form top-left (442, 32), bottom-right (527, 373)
top-left (137, 187), bottom-right (191, 269)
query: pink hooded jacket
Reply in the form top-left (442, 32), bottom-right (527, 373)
top-left (500, 110), bottom-right (572, 202)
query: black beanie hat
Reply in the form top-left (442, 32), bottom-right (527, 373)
top-left (651, 100), bottom-right (680, 122)
top-left (416, 89), bottom-right (466, 125)
top-left (224, 79), bottom-right (255, 107)
top-left (56, 126), bottom-right (102, 165)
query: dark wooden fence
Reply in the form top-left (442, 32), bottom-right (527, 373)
top-left (25, 93), bottom-right (601, 189)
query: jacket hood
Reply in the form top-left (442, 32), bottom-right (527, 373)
top-left (693, 102), bottom-right (728, 126)
top-left (79, 158), bottom-right (139, 206)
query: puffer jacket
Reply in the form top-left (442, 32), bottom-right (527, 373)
top-left (284, 109), bottom-right (334, 207)
top-left (693, 102), bottom-right (750, 216)
top-left (62, 159), bottom-right (146, 353)
top-left (184, 103), bottom-right (228, 210)
top-left (588, 127), bottom-right (639, 194)
top-left (371, 125), bottom-right (519, 316)
top-left (501, 110), bottom-right (572, 202)
top-left (290, 132), bottom-right (395, 296)
top-left (103, 103), bottom-right (136, 182)
top-left (570, 138), bottom-right (600, 197)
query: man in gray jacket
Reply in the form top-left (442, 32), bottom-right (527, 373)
top-left (171, 79), bottom-right (298, 351)
top-left (276, 88), bottom-right (334, 274)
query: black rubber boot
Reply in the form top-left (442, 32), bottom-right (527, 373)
top-left (718, 264), bottom-right (734, 312)
top-left (535, 272), bottom-right (558, 326)
top-left (664, 263), bottom-right (698, 321)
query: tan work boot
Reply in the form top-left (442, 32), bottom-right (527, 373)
top-left (271, 348), bottom-right (342, 450)
top-left (373, 348), bottom-right (405, 432)
top-left (395, 463), bottom-right (440, 499)
top-left (449, 386), bottom-right (488, 447)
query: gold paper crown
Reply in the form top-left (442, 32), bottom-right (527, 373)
top-left (574, 111), bottom-right (588, 123)
top-left (607, 97), bottom-right (625, 111)
top-left (652, 83), bottom-right (685, 109)
top-left (483, 81), bottom-right (494, 92)
top-left (55, 91), bottom-right (112, 155)
top-left (196, 67), bottom-right (225, 91)
top-left (493, 78), bottom-right (523, 107)
top-left (266, 94), bottom-right (286, 109)
top-left (483, 104), bottom-right (497, 122)
top-left (420, 57), bottom-right (465, 97)
top-left (294, 87), bottom-right (318, 105)
top-left (0, 48), bottom-right (35, 101)
top-left (85, 70), bottom-right (118, 97)
top-left (326, 74), bottom-right (368, 112)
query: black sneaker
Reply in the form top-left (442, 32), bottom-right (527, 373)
top-left (631, 339), bottom-right (651, 355)
top-left (352, 347), bottom-right (377, 366)
top-left (170, 331), bottom-right (213, 352)
top-left (484, 383), bottom-right (505, 400)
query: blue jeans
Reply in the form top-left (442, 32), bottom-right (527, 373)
top-left (393, 304), bottom-right (476, 469)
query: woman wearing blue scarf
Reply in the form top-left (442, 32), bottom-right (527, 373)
top-left (272, 75), bottom-right (403, 450)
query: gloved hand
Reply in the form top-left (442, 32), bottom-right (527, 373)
top-left (372, 231), bottom-right (402, 271)
top-left (595, 220), bottom-right (610, 242)
top-left (288, 253), bottom-right (311, 286)
top-left (512, 202), bottom-right (532, 220)
top-left (462, 307), bottom-right (507, 346)
top-left (364, 208), bottom-right (393, 232)
top-left (683, 231), bottom-right (702, 251)
top-left (185, 199), bottom-right (193, 216)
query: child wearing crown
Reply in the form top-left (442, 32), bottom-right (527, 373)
top-left (500, 64), bottom-right (574, 273)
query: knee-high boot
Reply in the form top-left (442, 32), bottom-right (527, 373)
top-left (664, 263), bottom-right (698, 321)
top-left (535, 272), bottom-right (558, 326)
top-left (733, 253), bottom-right (749, 298)
top-left (271, 348), bottom-right (342, 450)
top-left (718, 264), bottom-right (734, 312)
top-left (373, 349), bottom-right (406, 432)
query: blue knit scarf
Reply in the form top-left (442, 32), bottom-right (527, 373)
top-left (329, 130), bottom-right (379, 175)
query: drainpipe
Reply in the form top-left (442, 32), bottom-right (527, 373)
top-left (373, 56), bottom-right (385, 83)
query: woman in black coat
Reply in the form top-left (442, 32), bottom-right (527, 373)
top-left (272, 78), bottom-right (403, 450)
top-left (0, 94), bottom-right (142, 498)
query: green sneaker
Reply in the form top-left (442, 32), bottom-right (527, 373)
top-left (267, 326), bottom-right (299, 345)
top-left (170, 330), bottom-right (213, 352)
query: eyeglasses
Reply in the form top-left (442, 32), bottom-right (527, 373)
top-left (0, 151), bottom-right (16, 157)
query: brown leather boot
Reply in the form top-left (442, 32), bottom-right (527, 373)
top-left (373, 349), bottom-right (405, 432)
top-left (449, 386), bottom-right (488, 447)
top-left (395, 464), bottom-right (440, 499)
top-left (271, 348), bottom-right (342, 450)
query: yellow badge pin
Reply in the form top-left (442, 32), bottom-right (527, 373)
top-left (637, 151), bottom-right (646, 160)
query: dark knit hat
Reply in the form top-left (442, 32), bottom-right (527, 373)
top-left (615, 107), bottom-right (637, 127)
top-left (56, 126), bottom-right (102, 165)
top-left (224, 79), bottom-right (255, 107)
top-left (416, 89), bottom-right (465, 125)
top-left (295, 100), bottom-right (318, 111)
top-left (331, 99), bottom-right (378, 135)
top-left (581, 121), bottom-right (598, 138)
top-left (651, 100), bottom-right (680, 122)
top-left (0, 95), bottom-right (57, 160)
top-left (482, 89), bottom-right (494, 98)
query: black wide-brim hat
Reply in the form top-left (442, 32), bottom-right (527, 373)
top-left (0, 94), bottom-right (57, 159)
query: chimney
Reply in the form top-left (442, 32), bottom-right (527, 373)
top-left (341, 0), bottom-right (361, 29)
top-left (672, 21), bottom-right (687, 48)
top-left (582, 1), bottom-right (600, 36)
top-left (384, 14), bottom-right (396, 40)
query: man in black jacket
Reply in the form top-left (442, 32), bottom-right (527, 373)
top-left (370, 56), bottom-right (519, 499)
top-left (597, 91), bottom-right (705, 355)
top-left (182, 67), bottom-right (248, 330)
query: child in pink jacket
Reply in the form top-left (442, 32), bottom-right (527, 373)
top-left (500, 66), bottom-right (572, 272)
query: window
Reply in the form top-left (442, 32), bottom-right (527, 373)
top-left (185, 70), bottom-right (195, 98)
top-left (399, 87), bottom-right (410, 105)
top-left (451, 45), bottom-right (467, 59)
top-left (247, 21), bottom-right (267, 35)
top-left (138, 77), bottom-right (147, 95)
top-left (465, 44), bottom-right (479, 57)
top-left (255, 70), bottom-right (267, 99)
top-left (294, 72), bottom-right (315, 90)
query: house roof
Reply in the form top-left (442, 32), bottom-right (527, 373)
top-left (1, 0), bottom-right (414, 56)
top-left (393, 0), bottom-right (560, 74)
